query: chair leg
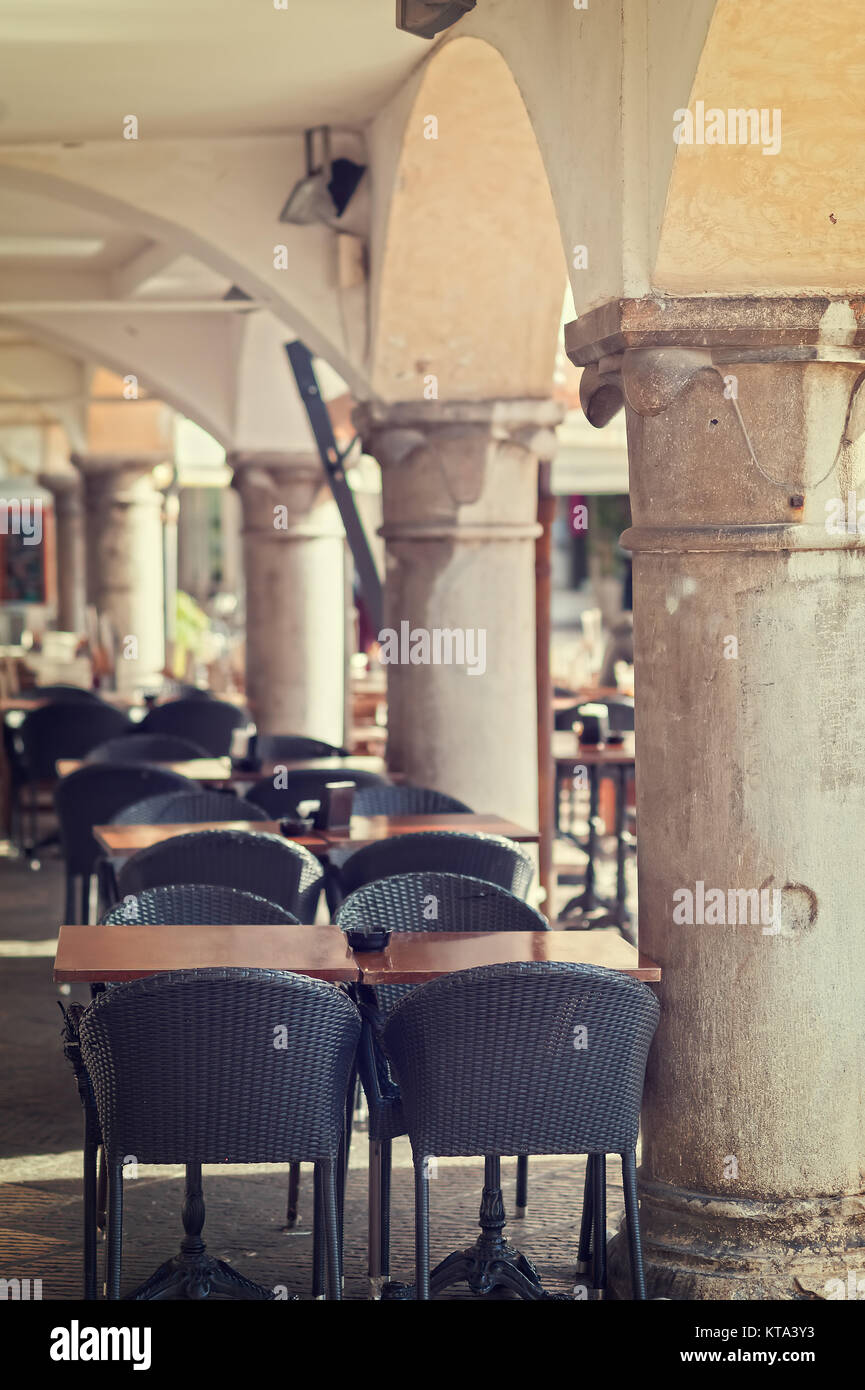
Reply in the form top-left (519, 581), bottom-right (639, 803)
top-left (64, 873), bottom-right (76, 926)
top-left (515, 1154), bottom-right (529, 1215)
top-left (380, 1138), bottom-right (392, 1285)
top-left (79, 874), bottom-right (91, 926)
top-left (621, 1150), bottom-right (647, 1300)
top-left (105, 1162), bottom-right (123, 1299)
top-left (312, 1165), bottom-right (326, 1299)
top-left (285, 1163), bottom-right (301, 1228)
top-left (576, 1153), bottom-right (595, 1276)
top-left (320, 1158), bottom-right (342, 1301)
top-left (96, 1146), bottom-right (107, 1231)
top-left (368, 1140), bottom-right (382, 1291)
top-left (83, 1103), bottom-right (99, 1300)
top-left (415, 1156), bottom-right (431, 1301)
top-left (591, 1153), bottom-right (607, 1297)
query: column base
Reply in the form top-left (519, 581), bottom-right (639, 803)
top-left (607, 1178), bottom-right (865, 1300)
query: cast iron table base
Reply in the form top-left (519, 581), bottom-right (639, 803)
top-left (381, 1157), bottom-right (570, 1301)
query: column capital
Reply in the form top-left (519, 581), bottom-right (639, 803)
top-left (71, 451), bottom-right (168, 478)
top-left (229, 450), bottom-right (340, 540)
top-left (355, 398), bottom-right (561, 543)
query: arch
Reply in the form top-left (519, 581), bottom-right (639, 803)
top-left (655, 0), bottom-right (865, 294)
top-left (369, 36), bottom-right (566, 402)
top-left (0, 139), bottom-right (372, 396)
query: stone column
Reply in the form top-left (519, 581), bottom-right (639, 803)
top-left (230, 452), bottom-right (346, 742)
top-left (73, 454), bottom-right (166, 691)
top-left (355, 401), bottom-right (561, 828)
top-left (40, 472), bottom-right (86, 633)
top-left (568, 298), bottom-right (865, 1299)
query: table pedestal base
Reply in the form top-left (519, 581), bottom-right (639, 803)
top-left (381, 1157), bottom-right (570, 1301)
top-left (126, 1162), bottom-right (283, 1302)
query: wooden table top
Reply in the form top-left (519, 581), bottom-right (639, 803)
top-left (53, 925), bottom-right (659, 985)
top-left (93, 821), bottom-right (329, 855)
top-left (53, 923), bottom-right (357, 983)
top-left (552, 732), bottom-right (636, 767)
top-left (321, 813), bottom-right (540, 847)
top-left (354, 931), bottom-right (659, 983)
top-left (57, 756), bottom-right (235, 781)
top-left (234, 756), bottom-right (388, 781)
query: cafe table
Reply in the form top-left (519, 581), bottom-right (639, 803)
top-left (553, 730), bottom-right (636, 940)
top-left (56, 754), bottom-right (389, 783)
top-left (53, 924), bottom-right (658, 984)
top-left (93, 820), bottom-right (330, 858)
top-left (321, 812), bottom-right (540, 849)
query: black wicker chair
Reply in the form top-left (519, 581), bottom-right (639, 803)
top-left (116, 828), bottom-right (324, 920)
top-left (383, 961), bottom-right (659, 1300)
top-left (335, 872), bottom-right (548, 1292)
top-left (245, 767), bottom-right (386, 820)
top-left (100, 883), bottom-right (299, 927)
top-left (54, 763), bottom-right (193, 923)
top-left (338, 831), bottom-right (534, 900)
top-left (28, 685), bottom-right (107, 703)
top-left (110, 790), bottom-right (268, 825)
top-left (17, 702), bottom-right (134, 857)
top-left (352, 784), bottom-right (473, 816)
top-left (255, 734), bottom-right (350, 761)
top-left (139, 698), bottom-right (247, 756)
top-left (76, 968), bottom-right (360, 1299)
top-left (86, 734), bottom-right (210, 764)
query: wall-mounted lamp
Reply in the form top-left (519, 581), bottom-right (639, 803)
top-left (278, 127), bottom-right (366, 226)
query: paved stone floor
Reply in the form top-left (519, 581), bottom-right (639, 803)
top-left (0, 836), bottom-right (630, 1302)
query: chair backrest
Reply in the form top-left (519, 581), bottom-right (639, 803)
top-left (255, 734), bottom-right (350, 761)
top-left (139, 698), bottom-right (246, 755)
top-left (86, 733), bottom-right (209, 764)
top-left (336, 871), bottom-right (548, 1013)
top-left (79, 967), bottom-right (361, 1164)
top-left (383, 961), bottom-right (659, 1158)
top-left (352, 784), bottom-right (473, 816)
top-left (31, 685), bottom-right (107, 703)
top-left (575, 697), bottom-right (635, 734)
top-left (336, 872), bottom-right (547, 936)
top-left (245, 768), bottom-right (386, 818)
top-left (110, 790), bottom-right (268, 825)
top-left (338, 831), bottom-right (534, 900)
top-left (116, 828), bottom-right (324, 919)
top-left (101, 884), bottom-right (298, 925)
top-left (53, 764), bottom-right (194, 876)
top-left (19, 702), bottom-right (133, 779)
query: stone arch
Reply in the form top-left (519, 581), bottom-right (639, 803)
top-left (369, 35), bottom-right (566, 403)
top-left (655, 0), bottom-right (865, 294)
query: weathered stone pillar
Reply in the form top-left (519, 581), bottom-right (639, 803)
top-left (568, 298), bottom-right (865, 1299)
top-left (40, 472), bottom-right (86, 633)
top-left (230, 452), bottom-right (346, 742)
top-left (73, 454), bottom-right (166, 691)
top-left (355, 401), bottom-right (561, 827)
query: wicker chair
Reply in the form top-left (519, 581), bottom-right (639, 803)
top-left (76, 968), bottom-right (360, 1299)
top-left (116, 828), bottom-right (324, 920)
top-left (255, 734), bottom-right (350, 761)
top-left (100, 883), bottom-right (299, 926)
top-left (17, 702), bottom-right (134, 857)
top-left (383, 961), bottom-right (660, 1300)
top-left (352, 784), bottom-right (473, 816)
top-left (54, 763), bottom-right (193, 923)
top-left (110, 791), bottom-right (267, 825)
top-left (338, 831), bottom-right (534, 901)
top-left (244, 767), bottom-right (385, 820)
top-left (335, 872), bottom-right (548, 1292)
top-left (138, 698), bottom-right (247, 756)
top-left (86, 734), bottom-right (210, 764)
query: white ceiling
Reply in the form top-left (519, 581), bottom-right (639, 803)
top-left (0, 0), bottom-right (428, 143)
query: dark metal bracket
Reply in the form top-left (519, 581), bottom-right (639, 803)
top-left (286, 340), bottom-right (383, 633)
